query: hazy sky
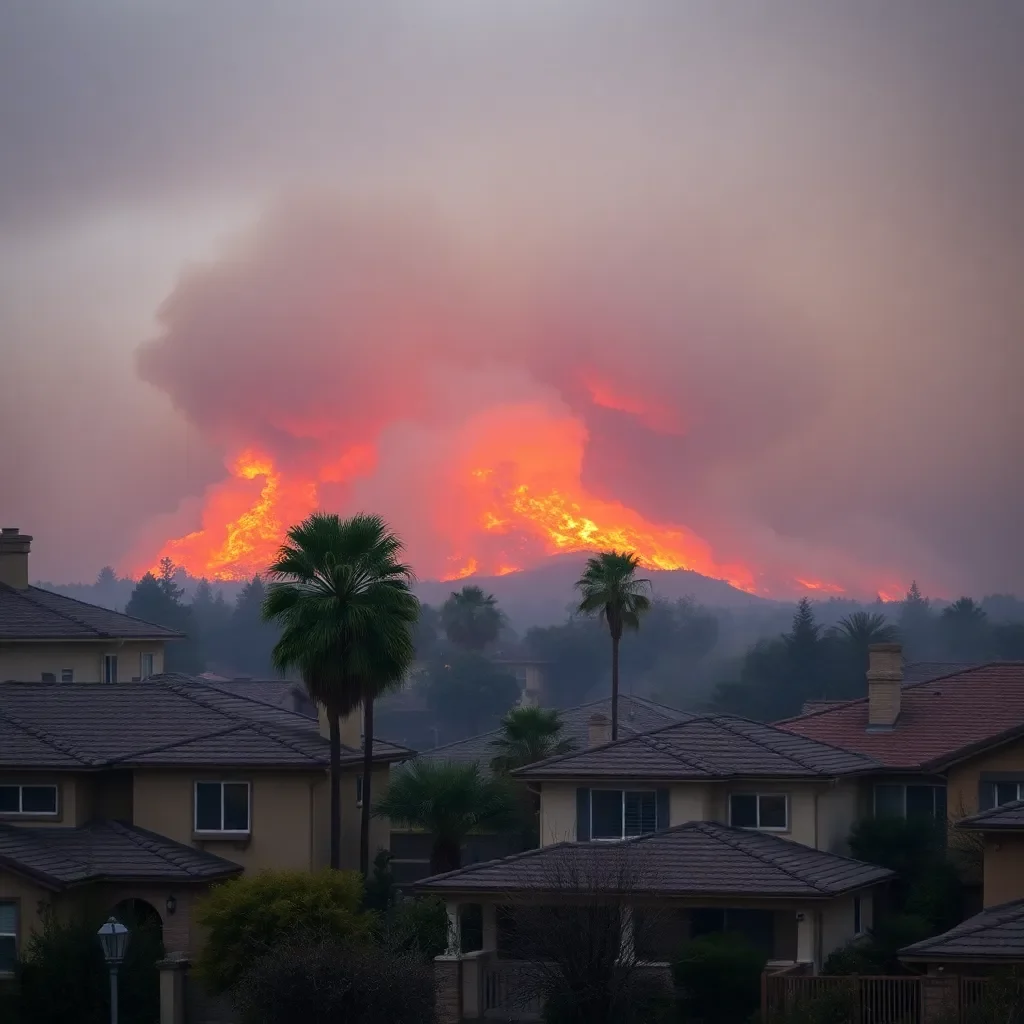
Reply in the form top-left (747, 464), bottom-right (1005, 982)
top-left (2, 2), bottom-right (1022, 594)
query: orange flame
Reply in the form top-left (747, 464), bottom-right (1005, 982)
top-left (794, 577), bottom-right (846, 595)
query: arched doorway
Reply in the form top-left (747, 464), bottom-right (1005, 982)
top-left (109, 899), bottom-right (164, 1023)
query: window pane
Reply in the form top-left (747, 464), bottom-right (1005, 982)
top-left (979, 782), bottom-right (996, 810)
top-left (104, 656), bottom-right (118, 684)
top-left (874, 785), bottom-right (904, 818)
top-left (140, 654), bottom-right (154, 679)
top-left (624, 792), bottom-right (656, 836)
top-left (690, 908), bottom-right (726, 938)
top-left (758, 795), bottom-right (788, 829)
top-left (195, 783), bottom-right (222, 831)
top-left (60, 669), bottom-right (73, 683)
top-left (0, 788), bottom-right (18, 813)
top-left (591, 790), bottom-right (624, 839)
top-left (222, 783), bottom-right (250, 831)
top-left (996, 782), bottom-right (1021, 807)
top-left (356, 775), bottom-right (363, 805)
top-left (0, 936), bottom-right (15, 973)
top-left (907, 785), bottom-right (938, 820)
top-left (20, 787), bottom-right (56, 814)
top-left (730, 794), bottom-right (758, 829)
top-left (934, 786), bottom-right (947, 823)
top-left (0, 903), bottom-right (15, 932)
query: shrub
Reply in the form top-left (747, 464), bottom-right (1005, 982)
top-left (542, 975), bottom-right (673, 1024)
top-left (671, 932), bottom-right (767, 1024)
top-left (233, 933), bottom-right (434, 1024)
top-left (765, 984), bottom-right (859, 1024)
top-left (197, 869), bottom-right (373, 994)
top-left (375, 893), bottom-right (448, 961)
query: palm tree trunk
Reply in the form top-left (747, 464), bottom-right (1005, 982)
top-left (610, 631), bottom-right (620, 741)
top-left (329, 711), bottom-right (341, 870)
top-left (360, 694), bottom-right (374, 876)
top-left (432, 836), bottom-right (462, 875)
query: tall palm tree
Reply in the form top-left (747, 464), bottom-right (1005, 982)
top-left (575, 551), bottom-right (651, 740)
top-left (835, 611), bottom-right (900, 677)
top-left (263, 512), bottom-right (418, 873)
top-left (374, 760), bottom-right (516, 874)
top-left (489, 706), bottom-right (577, 774)
top-left (441, 585), bottom-right (504, 651)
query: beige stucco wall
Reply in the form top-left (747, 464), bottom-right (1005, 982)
top-left (339, 766), bottom-right (392, 871)
top-left (816, 783), bottom-right (860, 854)
top-left (820, 891), bottom-right (873, 963)
top-left (669, 782), bottom-right (713, 825)
top-left (539, 782), bottom-right (578, 845)
top-left (981, 834), bottom-right (1024, 907)
top-left (947, 736), bottom-right (1024, 821)
top-left (0, 640), bottom-right (166, 683)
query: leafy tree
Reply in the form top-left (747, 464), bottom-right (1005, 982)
top-left (227, 577), bottom-right (279, 677)
top-left (410, 601), bottom-right (441, 661)
top-left (940, 597), bottom-right (992, 662)
top-left (441, 585), bottom-right (504, 651)
top-left (191, 577), bottom-right (232, 669)
top-left (263, 513), bottom-right (418, 873)
top-left (994, 621), bottom-right (1024, 660)
top-left (833, 611), bottom-right (899, 676)
top-left (125, 564), bottom-right (202, 673)
top-left (96, 566), bottom-right (117, 588)
top-left (898, 581), bottom-right (936, 660)
top-left (373, 760), bottom-right (516, 873)
top-left (575, 551), bottom-right (652, 739)
top-left (672, 932), bottom-right (767, 1024)
top-left (196, 869), bottom-right (372, 994)
top-left (489, 706), bottom-right (577, 774)
top-left (420, 650), bottom-right (521, 740)
top-left (523, 616), bottom-right (608, 707)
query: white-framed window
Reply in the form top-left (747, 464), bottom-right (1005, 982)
top-left (194, 781), bottom-right (251, 834)
top-left (590, 789), bottom-right (657, 840)
top-left (729, 793), bottom-right (788, 831)
top-left (103, 655), bottom-right (118, 684)
top-left (0, 784), bottom-right (58, 816)
top-left (979, 780), bottom-right (1024, 811)
top-left (0, 902), bottom-right (16, 975)
top-left (60, 669), bottom-right (74, 683)
top-left (873, 783), bottom-right (947, 821)
top-left (140, 653), bottom-right (155, 680)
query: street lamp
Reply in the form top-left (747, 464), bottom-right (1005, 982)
top-left (97, 917), bottom-right (130, 1024)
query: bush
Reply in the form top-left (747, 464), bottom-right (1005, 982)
top-left (8, 908), bottom-right (162, 1024)
top-left (197, 869), bottom-right (373, 994)
top-left (822, 914), bottom-right (932, 976)
top-left (765, 985), bottom-right (859, 1024)
top-left (375, 893), bottom-right (448, 961)
top-left (542, 974), bottom-right (673, 1024)
top-left (233, 933), bottom-right (434, 1024)
top-left (672, 932), bottom-right (766, 1024)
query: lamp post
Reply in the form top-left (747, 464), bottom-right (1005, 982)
top-left (97, 917), bottom-right (130, 1024)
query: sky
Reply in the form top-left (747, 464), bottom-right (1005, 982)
top-left (1, 1), bottom-right (1022, 596)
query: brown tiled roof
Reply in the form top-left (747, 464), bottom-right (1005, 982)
top-left (958, 799), bottom-right (1024, 831)
top-left (0, 675), bottom-right (412, 769)
top-left (778, 663), bottom-right (1024, 770)
top-left (0, 583), bottom-right (184, 642)
top-left (901, 899), bottom-right (1024, 962)
top-left (513, 714), bottom-right (880, 781)
top-left (419, 696), bottom-right (692, 773)
top-left (0, 820), bottom-right (242, 889)
top-left (415, 821), bottom-right (894, 898)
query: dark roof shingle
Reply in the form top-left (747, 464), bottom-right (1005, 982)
top-left (958, 799), bottom-right (1024, 831)
top-left (513, 714), bottom-right (880, 780)
top-left (415, 821), bottom-right (893, 898)
top-left (0, 583), bottom-right (183, 642)
top-left (0, 820), bottom-right (242, 889)
top-left (901, 900), bottom-right (1024, 962)
top-left (779, 663), bottom-right (1024, 770)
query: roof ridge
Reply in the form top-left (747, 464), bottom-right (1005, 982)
top-left (189, 677), bottom-right (318, 724)
top-left (6, 584), bottom-right (113, 639)
top-left (418, 840), bottom-right (574, 885)
top-left (0, 708), bottom-right (96, 765)
top-left (110, 721), bottom-right (254, 764)
top-left (632, 724), bottom-right (720, 775)
top-left (26, 584), bottom-right (183, 637)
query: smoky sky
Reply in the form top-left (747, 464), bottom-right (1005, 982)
top-left (1, 1), bottom-right (1022, 593)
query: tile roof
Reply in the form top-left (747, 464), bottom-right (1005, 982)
top-left (415, 821), bottom-right (894, 898)
top-left (778, 663), bottom-right (1024, 770)
top-left (0, 675), bottom-right (413, 769)
top-left (513, 714), bottom-right (880, 781)
top-left (418, 696), bottom-right (692, 773)
top-left (900, 899), bottom-right (1024, 962)
top-left (958, 799), bottom-right (1024, 831)
top-left (0, 820), bottom-right (242, 889)
top-left (0, 583), bottom-right (183, 642)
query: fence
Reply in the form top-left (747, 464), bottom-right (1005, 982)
top-left (482, 960), bottom-right (544, 1019)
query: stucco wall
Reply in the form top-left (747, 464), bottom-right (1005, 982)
top-left (339, 766), bottom-right (391, 871)
top-left (669, 782), bottom-right (712, 825)
top-left (947, 736), bottom-right (1024, 820)
top-left (816, 783), bottom-right (860, 854)
top-left (982, 834), bottom-right (1024, 907)
top-left (819, 892), bottom-right (871, 962)
top-left (539, 783), bottom-right (578, 845)
top-left (0, 640), bottom-right (165, 683)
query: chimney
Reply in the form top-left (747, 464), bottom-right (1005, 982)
top-left (588, 712), bottom-right (611, 748)
top-left (0, 528), bottom-right (31, 589)
top-left (867, 643), bottom-right (903, 729)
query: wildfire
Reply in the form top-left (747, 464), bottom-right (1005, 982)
top-left (794, 578), bottom-right (846, 596)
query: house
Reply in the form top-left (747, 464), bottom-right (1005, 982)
top-left (0, 528), bottom-right (182, 683)
top-left (0, 672), bottom-right (412, 976)
top-left (390, 695), bottom-right (692, 883)
top-left (416, 710), bottom-right (897, 1021)
top-left (779, 647), bottom-right (1024, 830)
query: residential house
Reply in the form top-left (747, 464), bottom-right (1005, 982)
top-left (391, 695), bottom-right (692, 882)
top-left (0, 528), bottom-right (182, 683)
top-left (0, 673), bottom-right (411, 977)
top-left (417, 711), bottom-right (897, 1021)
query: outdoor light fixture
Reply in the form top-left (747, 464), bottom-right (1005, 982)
top-left (165, 894), bottom-right (177, 916)
top-left (97, 917), bottom-right (130, 1024)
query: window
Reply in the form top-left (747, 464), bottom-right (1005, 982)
top-left (0, 784), bottom-right (58, 816)
top-left (590, 790), bottom-right (657, 840)
top-left (140, 653), bottom-right (155, 680)
top-left (40, 673), bottom-right (56, 682)
top-left (729, 793), bottom-right (788, 831)
top-left (979, 780), bottom-right (1024, 811)
top-left (194, 782), bottom-right (250, 834)
top-left (854, 897), bottom-right (863, 935)
top-left (0, 903), bottom-right (15, 975)
top-left (873, 784), bottom-right (946, 821)
top-left (60, 669), bottom-right (73, 683)
top-left (103, 655), bottom-right (118, 684)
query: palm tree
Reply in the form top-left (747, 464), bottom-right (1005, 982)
top-left (489, 706), bottom-right (577, 774)
top-left (263, 512), bottom-right (418, 873)
top-left (834, 611), bottom-right (899, 678)
top-left (575, 551), bottom-right (651, 740)
top-left (441, 585), bottom-right (503, 651)
top-left (374, 760), bottom-right (516, 874)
